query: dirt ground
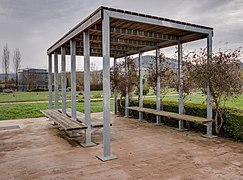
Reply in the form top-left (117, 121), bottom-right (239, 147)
top-left (0, 113), bottom-right (242, 180)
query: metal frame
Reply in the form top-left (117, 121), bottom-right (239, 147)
top-left (113, 58), bottom-right (118, 114)
top-left (70, 39), bottom-right (77, 120)
top-left (97, 11), bottom-right (117, 161)
top-left (206, 32), bottom-right (213, 137)
top-left (47, 6), bottom-right (214, 161)
top-left (138, 51), bottom-right (143, 120)
top-left (48, 54), bottom-right (52, 109)
top-left (81, 30), bottom-right (96, 147)
top-left (125, 55), bottom-right (129, 117)
top-left (178, 42), bottom-right (184, 129)
top-left (155, 48), bottom-right (161, 124)
top-left (61, 46), bottom-right (66, 114)
top-left (54, 52), bottom-right (58, 110)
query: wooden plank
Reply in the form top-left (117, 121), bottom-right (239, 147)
top-left (127, 106), bottom-right (212, 124)
top-left (41, 110), bottom-right (86, 131)
top-left (64, 108), bottom-right (112, 128)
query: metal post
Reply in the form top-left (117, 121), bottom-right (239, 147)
top-left (207, 32), bottom-right (213, 137)
top-left (113, 58), bottom-right (118, 114)
top-left (61, 46), bottom-right (66, 114)
top-left (178, 42), bottom-right (184, 129)
top-left (48, 54), bottom-right (52, 109)
top-left (138, 51), bottom-right (143, 120)
top-left (156, 48), bottom-right (161, 124)
top-left (81, 30), bottom-right (96, 147)
top-left (97, 11), bottom-right (117, 161)
top-left (125, 56), bottom-right (129, 117)
top-left (54, 52), bottom-right (58, 110)
top-left (70, 39), bottom-right (77, 120)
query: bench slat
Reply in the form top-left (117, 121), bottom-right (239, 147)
top-left (127, 106), bottom-right (212, 124)
top-left (41, 110), bottom-right (86, 131)
top-left (60, 108), bottom-right (111, 128)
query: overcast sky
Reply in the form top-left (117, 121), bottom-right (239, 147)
top-left (0, 0), bottom-right (242, 72)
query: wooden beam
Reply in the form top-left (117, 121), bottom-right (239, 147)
top-left (90, 25), bottom-right (179, 42)
top-left (76, 35), bottom-right (158, 48)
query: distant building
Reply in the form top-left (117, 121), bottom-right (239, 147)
top-left (18, 68), bottom-right (48, 91)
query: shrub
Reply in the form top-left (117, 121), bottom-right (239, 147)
top-left (118, 99), bottom-right (243, 141)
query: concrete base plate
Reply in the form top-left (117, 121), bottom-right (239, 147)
top-left (80, 142), bottom-right (97, 147)
top-left (154, 123), bottom-right (164, 126)
top-left (96, 154), bottom-right (118, 162)
top-left (201, 134), bottom-right (218, 139)
top-left (176, 128), bottom-right (189, 132)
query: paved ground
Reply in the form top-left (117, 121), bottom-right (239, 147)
top-left (0, 113), bottom-right (242, 180)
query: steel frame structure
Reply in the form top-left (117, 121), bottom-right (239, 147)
top-left (47, 6), bottom-right (213, 161)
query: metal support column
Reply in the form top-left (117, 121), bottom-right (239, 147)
top-left (207, 32), bottom-right (213, 137)
top-left (81, 30), bottom-right (96, 147)
top-left (70, 39), bottom-right (77, 120)
top-left (156, 48), bottom-right (161, 124)
top-left (125, 56), bottom-right (129, 117)
top-left (48, 54), bottom-right (52, 109)
top-left (97, 11), bottom-right (117, 161)
top-left (178, 42), bottom-right (184, 129)
top-left (61, 46), bottom-right (66, 114)
top-left (113, 58), bottom-right (117, 114)
top-left (138, 51), bottom-right (143, 120)
top-left (54, 52), bottom-right (58, 110)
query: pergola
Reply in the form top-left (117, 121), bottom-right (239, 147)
top-left (47, 6), bottom-right (213, 161)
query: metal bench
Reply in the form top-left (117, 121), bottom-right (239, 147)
top-left (41, 109), bottom-right (87, 137)
top-left (127, 106), bottom-right (212, 124)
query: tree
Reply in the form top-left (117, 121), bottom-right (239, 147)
top-left (111, 57), bottom-right (138, 103)
top-left (13, 48), bottom-right (21, 86)
top-left (186, 48), bottom-right (243, 133)
top-left (2, 44), bottom-right (10, 84)
top-left (146, 52), bottom-right (177, 109)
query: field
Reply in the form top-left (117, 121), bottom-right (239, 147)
top-left (0, 101), bottom-right (113, 120)
top-left (0, 90), bottom-right (242, 120)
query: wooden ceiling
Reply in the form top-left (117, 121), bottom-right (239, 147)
top-left (50, 7), bottom-right (213, 58)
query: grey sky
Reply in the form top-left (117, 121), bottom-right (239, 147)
top-left (0, 0), bottom-right (242, 72)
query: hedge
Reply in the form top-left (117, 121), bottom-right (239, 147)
top-left (118, 99), bottom-right (243, 141)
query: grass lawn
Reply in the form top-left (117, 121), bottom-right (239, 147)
top-left (0, 101), bottom-right (114, 120)
top-left (143, 93), bottom-right (243, 110)
top-left (0, 90), bottom-right (104, 103)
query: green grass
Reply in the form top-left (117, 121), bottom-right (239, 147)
top-left (1, 89), bottom-right (242, 120)
top-left (143, 93), bottom-right (243, 110)
top-left (0, 90), bottom-right (104, 103)
top-left (0, 101), bottom-right (114, 120)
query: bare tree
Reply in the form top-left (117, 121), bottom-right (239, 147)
top-left (2, 44), bottom-right (10, 84)
top-left (13, 48), bottom-right (21, 86)
top-left (186, 47), bottom-right (243, 133)
top-left (111, 57), bottom-right (138, 103)
top-left (146, 52), bottom-right (177, 109)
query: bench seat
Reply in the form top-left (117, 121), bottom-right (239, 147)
top-left (41, 109), bottom-right (87, 131)
top-left (59, 108), bottom-right (112, 128)
top-left (127, 106), bottom-right (212, 124)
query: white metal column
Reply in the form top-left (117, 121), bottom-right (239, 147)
top-left (81, 30), bottom-right (96, 147)
top-left (54, 52), bottom-right (58, 110)
top-left (70, 39), bottom-right (77, 120)
top-left (156, 48), bottom-right (161, 124)
top-left (138, 51), bottom-right (143, 120)
top-left (125, 56), bottom-right (129, 117)
top-left (48, 54), bottom-right (52, 109)
top-left (61, 46), bottom-right (66, 114)
top-left (178, 42), bottom-right (184, 129)
top-left (113, 58), bottom-right (118, 114)
top-left (207, 32), bottom-right (213, 137)
top-left (97, 11), bottom-right (117, 161)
